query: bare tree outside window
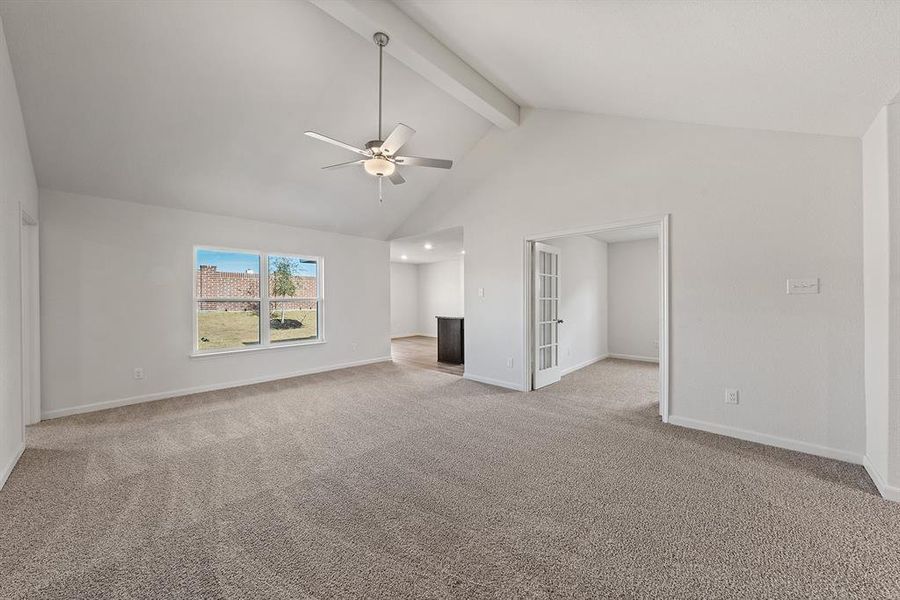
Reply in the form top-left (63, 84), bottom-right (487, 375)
top-left (270, 256), bottom-right (297, 323)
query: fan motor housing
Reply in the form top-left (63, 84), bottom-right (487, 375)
top-left (365, 140), bottom-right (386, 155)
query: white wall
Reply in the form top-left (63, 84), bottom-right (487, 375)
top-left (890, 102), bottom-right (900, 490)
top-left (417, 258), bottom-right (464, 337)
top-left (0, 14), bottom-right (38, 489)
top-left (396, 108), bottom-right (864, 462)
top-left (39, 190), bottom-right (391, 418)
top-left (608, 238), bottom-right (659, 361)
top-left (862, 106), bottom-right (890, 483)
top-left (390, 262), bottom-right (419, 337)
top-left (554, 236), bottom-right (607, 374)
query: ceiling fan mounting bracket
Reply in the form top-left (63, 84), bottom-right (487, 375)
top-left (373, 32), bottom-right (389, 47)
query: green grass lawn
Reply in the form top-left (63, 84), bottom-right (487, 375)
top-left (198, 309), bottom-right (318, 350)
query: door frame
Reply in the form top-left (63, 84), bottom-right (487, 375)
top-left (523, 214), bottom-right (670, 423)
top-left (20, 207), bottom-right (41, 425)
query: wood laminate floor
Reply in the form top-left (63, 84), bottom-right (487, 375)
top-left (391, 335), bottom-right (464, 376)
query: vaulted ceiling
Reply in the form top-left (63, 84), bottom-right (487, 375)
top-left (396, 0), bottom-right (900, 138)
top-left (0, 0), bottom-right (491, 239)
top-left (3, 1), bottom-right (899, 242)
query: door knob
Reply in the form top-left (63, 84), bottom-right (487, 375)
top-left (557, 319), bottom-right (564, 324)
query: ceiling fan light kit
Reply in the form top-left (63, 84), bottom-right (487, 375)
top-left (304, 31), bottom-right (453, 202)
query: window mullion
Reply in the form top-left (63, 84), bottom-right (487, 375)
top-left (261, 252), bottom-right (270, 346)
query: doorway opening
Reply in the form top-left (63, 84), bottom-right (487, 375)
top-left (389, 226), bottom-right (465, 376)
top-left (525, 215), bottom-right (669, 422)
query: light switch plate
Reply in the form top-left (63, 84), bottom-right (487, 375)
top-left (786, 278), bottom-right (819, 295)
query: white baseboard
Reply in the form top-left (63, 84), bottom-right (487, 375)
top-left (0, 443), bottom-right (25, 491)
top-left (463, 372), bottom-right (526, 391)
top-left (668, 415), bottom-right (863, 465)
top-left (561, 354), bottom-right (609, 376)
top-left (609, 353), bottom-right (659, 363)
top-left (864, 455), bottom-right (900, 502)
top-left (42, 356), bottom-right (393, 420)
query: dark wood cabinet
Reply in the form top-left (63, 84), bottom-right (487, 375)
top-left (436, 316), bottom-right (464, 364)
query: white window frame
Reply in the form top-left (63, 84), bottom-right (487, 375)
top-left (192, 245), bottom-right (325, 357)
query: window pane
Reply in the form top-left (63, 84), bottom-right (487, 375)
top-left (269, 301), bottom-right (318, 343)
top-left (197, 302), bottom-right (260, 350)
top-left (196, 249), bottom-right (260, 299)
top-left (268, 255), bottom-right (318, 298)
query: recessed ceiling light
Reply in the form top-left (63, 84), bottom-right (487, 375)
top-left (401, 255), bottom-right (408, 260)
top-left (424, 243), bottom-right (433, 250)
top-left (460, 250), bottom-right (466, 255)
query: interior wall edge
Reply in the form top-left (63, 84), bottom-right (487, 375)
top-left (864, 455), bottom-right (900, 502)
top-left (0, 443), bottom-right (25, 491)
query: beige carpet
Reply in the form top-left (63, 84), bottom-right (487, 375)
top-left (2, 359), bottom-right (899, 599)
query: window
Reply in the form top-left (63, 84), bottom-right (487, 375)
top-left (194, 247), bottom-right (324, 354)
top-left (268, 255), bottom-right (320, 344)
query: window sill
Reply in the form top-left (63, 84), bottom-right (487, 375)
top-left (190, 338), bottom-right (326, 358)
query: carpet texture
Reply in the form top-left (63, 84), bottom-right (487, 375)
top-left (1, 359), bottom-right (899, 599)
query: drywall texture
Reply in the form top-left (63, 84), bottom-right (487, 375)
top-left (554, 236), bottom-right (607, 374)
top-left (863, 106), bottom-right (890, 481)
top-left (39, 190), bottom-right (391, 418)
top-left (890, 101), bottom-right (900, 487)
top-left (417, 259), bottom-right (464, 337)
top-left (396, 108), bottom-right (864, 460)
top-left (390, 262), bottom-right (419, 337)
top-left (0, 14), bottom-right (38, 488)
top-left (608, 238), bottom-right (659, 361)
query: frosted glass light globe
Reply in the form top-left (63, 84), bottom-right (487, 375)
top-left (364, 157), bottom-right (395, 177)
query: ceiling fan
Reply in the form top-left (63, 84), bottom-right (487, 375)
top-left (304, 32), bottom-right (453, 202)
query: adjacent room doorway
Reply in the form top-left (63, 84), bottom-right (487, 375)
top-left (525, 215), bottom-right (670, 422)
top-left (389, 226), bottom-right (465, 377)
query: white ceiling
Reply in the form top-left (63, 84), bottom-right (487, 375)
top-left (390, 226), bottom-right (463, 263)
top-left (396, 0), bottom-right (900, 137)
top-left (588, 225), bottom-right (658, 244)
top-left (0, 0), bottom-right (491, 239)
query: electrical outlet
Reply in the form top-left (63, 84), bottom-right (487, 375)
top-left (506, 358), bottom-right (514, 368)
top-left (725, 388), bottom-right (739, 405)
top-left (133, 368), bottom-right (145, 380)
top-left (351, 342), bottom-right (358, 351)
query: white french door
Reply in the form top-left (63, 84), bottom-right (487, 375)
top-left (533, 242), bottom-right (562, 389)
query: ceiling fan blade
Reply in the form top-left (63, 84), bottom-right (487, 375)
top-left (388, 170), bottom-right (406, 185)
top-left (304, 131), bottom-right (370, 157)
top-left (322, 159), bottom-right (365, 170)
top-left (393, 155), bottom-right (453, 169)
top-left (381, 123), bottom-right (415, 155)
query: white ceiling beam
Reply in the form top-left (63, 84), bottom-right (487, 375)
top-left (309, 0), bottom-right (519, 130)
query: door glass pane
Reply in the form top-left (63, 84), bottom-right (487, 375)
top-left (197, 301), bottom-right (260, 350)
top-left (195, 249), bottom-right (260, 299)
top-left (269, 301), bottom-right (318, 343)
